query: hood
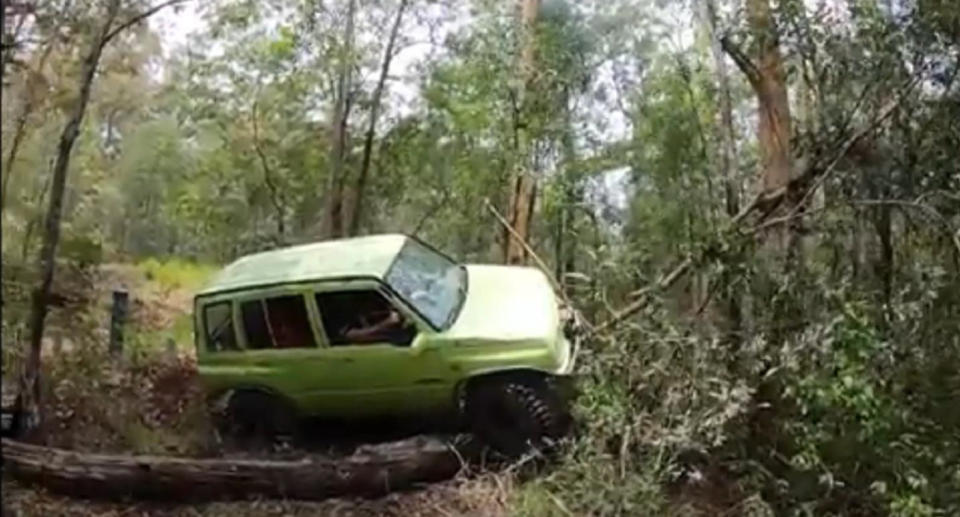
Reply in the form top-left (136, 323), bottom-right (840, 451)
top-left (441, 265), bottom-right (560, 342)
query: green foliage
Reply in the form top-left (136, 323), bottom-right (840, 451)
top-left (2, 0), bottom-right (959, 514)
top-left (136, 258), bottom-right (217, 292)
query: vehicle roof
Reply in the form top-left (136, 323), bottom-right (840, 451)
top-left (196, 234), bottom-right (409, 297)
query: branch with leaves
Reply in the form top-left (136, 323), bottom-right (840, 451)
top-left (594, 78), bottom-right (919, 337)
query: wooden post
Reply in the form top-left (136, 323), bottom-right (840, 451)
top-left (109, 290), bottom-right (128, 357)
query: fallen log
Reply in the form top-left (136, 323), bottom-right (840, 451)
top-left (1, 435), bottom-right (479, 502)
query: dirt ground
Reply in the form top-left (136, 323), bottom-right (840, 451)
top-left (1, 475), bottom-right (510, 517)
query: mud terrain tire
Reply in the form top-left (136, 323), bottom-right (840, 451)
top-left (465, 376), bottom-right (570, 458)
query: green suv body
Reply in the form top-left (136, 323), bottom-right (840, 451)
top-left (194, 234), bottom-right (575, 454)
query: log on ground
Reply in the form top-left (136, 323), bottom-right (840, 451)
top-left (1, 435), bottom-right (478, 502)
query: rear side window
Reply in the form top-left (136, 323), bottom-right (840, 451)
top-left (240, 295), bottom-right (316, 349)
top-left (241, 300), bottom-right (271, 349)
top-left (204, 302), bottom-right (237, 352)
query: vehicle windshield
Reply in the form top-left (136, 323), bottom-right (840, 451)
top-left (384, 239), bottom-right (466, 330)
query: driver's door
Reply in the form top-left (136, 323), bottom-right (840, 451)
top-left (302, 283), bottom-right (453, 417)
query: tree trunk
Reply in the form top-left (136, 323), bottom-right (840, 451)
top-left (699, 0), bottom-right (748, 337)
top-left (751, 0), bottom-right (794, 255)
top-left (348, 0), bottom-right (408, 237)
top-left (1, 43), bottom-right (55, 214)
top-left (723, 0), bottom-right (795, 252)
top-left (252, 98), bottom-right (286, 244)
top-left (17, 0), bottom-right (183, 435)
top-left (1, 0), bottom-right (5, 83)
top-left (700, 0), bottom-right (740, 217)
top-left (322, 0), bottom-right (357, 240)
top-left (20, 170), bottom-right (53, 263)
top-left (555, 102), bottom-right (577, 286)
top-left (1, 436), bottom-right (478, 502)
top-left (503, 0), bottom-right (540, 265)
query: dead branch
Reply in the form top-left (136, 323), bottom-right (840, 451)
top-left (484, 198), bottom-right (563, 295)
top-left (593, 257), bottom-right (693, 335)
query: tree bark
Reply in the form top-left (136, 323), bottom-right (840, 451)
top-left (1, 436), bottom-right (478, 502)
top-left (503, 0), bottom-right (540, 265)
top-left (322, 0), bottom-right (357, 240)
top-left (723, 0), bottom-right (795, 253)
top-left (348, 0), bottom-right (408, 237)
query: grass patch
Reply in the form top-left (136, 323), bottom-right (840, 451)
top-left (137, 257), bottom-right (218, 291)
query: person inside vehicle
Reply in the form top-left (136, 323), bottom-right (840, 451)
top-left (341, 309), bottom-right (407, 343)
top-left (270, 313), bottom-right (309, 348)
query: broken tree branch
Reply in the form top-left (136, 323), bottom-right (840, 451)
top-left (593, 257), bottom-right (693, 335)
top-left (485, 198), bottom-right (564, 297)
top-left (597, 79), bottom-right (916, 336)
top-left (483, 198), bottom-right (594, 333)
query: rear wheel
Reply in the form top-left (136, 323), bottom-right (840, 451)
top-left (216, 390), bottom-right (298, 451)
top-left (464, 376), bottom-right (570, 458)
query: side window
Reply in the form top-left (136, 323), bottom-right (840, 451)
top-left (241, 300), bottom-right (271, 349)
top-left (240, 295), bottom-right (317, 349)
top-left (314, 289), bottom-right (416, 346)
top-left (204, 302), bottom-right (237, 352)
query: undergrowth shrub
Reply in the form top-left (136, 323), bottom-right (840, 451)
top-left (515, 294), bottom-right (756, 516)
top-left (720, 270), bottom-right (960, 516)
top-left (41, 338), bottom-right (214, 456)
top-left (515, 244), bottom-right (959, 516)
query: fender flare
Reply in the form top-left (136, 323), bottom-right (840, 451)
top-left (453, 367), bottom-right (556, 411)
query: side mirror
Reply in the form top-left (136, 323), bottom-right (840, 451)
top-left (409, 333), bottom-right (437, 354)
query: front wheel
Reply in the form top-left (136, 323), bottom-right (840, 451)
top-left (215, 390), bottom-right (299, 451)
top-left (464, 376), bottom-right (571, 458)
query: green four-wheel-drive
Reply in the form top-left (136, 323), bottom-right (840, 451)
top-left (194, 234), bottom-right (576, 456)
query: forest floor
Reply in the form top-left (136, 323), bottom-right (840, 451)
top-left (1, 476), bottom-right (510, 517)
top-left (1, 261), bottom-right (514, 516)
